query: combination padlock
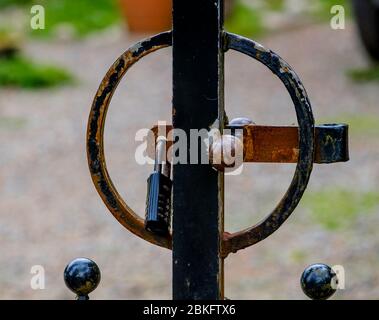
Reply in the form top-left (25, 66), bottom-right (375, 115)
top-left (145, 136), bottom-right (172, 236)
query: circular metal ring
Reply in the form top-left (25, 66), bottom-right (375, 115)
top-left (221, 32), bottom-right (314, 257)
top-left (87, 31), bottom-right (314, 256)
top-left (87, 31), bottom-right (172, 250)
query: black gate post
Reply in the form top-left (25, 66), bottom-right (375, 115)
top-left (172, 0), bottom-right (225, 300)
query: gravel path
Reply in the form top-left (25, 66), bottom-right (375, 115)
top-left (0, 21), bottom-right (378, 299)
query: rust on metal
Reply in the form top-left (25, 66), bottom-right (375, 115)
top-left (87, 32), bottom-right (173, 250)
top-left (220, 32), bottom-right (315, 258)
top-left (149, 123), bottom-right (349, 164)
top-left (87, 29), bottom-right (349, 261)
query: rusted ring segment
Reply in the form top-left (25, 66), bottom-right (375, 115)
top-left (87, 31), bottom-right (314, 256)
top-left (87, 32), bottom-right (172, 250)
top-left (221, 32), bottom-right (314, 257)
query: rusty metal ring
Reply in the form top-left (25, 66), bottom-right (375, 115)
top-left (87, 31), bottom-right (314, 256)
top-left (87, 32), bottom-right (172, 250)
top-left (221, 32), bottom-right (315, 257)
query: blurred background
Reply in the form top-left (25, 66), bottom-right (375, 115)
top-left (0, 0), bottom-right (378, 299)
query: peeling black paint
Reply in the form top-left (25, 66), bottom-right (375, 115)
top-left (222, 32), bottom-right (315, 257)
top-left (86, 32), bottom-right (173, 251)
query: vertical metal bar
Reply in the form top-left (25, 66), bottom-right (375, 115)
top-left (172, 0), bottom-right (225, 300)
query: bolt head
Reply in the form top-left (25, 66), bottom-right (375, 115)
top-left (209, 134), bottom-right (244, 171)
top-left (300, 263), bottom-right (337, 300)
top-left (64, 258), bottom-right (101, 297)
top-left (228, 117), bottom-right (254, 127)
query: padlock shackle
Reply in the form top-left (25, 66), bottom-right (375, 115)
top-left (87, 32), bottom-right (173, 250)
top-left (154, 137), bottom-right (171, 178)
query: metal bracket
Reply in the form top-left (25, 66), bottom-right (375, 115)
top-left (150, 123), bottom-right (349, 164)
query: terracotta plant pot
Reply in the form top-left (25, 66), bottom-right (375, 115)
top-left (119, 0), bottom-right (172, 33)
top-left (225, 0), bottom-right (236, 19)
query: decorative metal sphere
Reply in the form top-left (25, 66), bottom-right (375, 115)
top-left (208, 117), bottom-right (253, 172)
top-left (64, 258), bottom-right (101, 299)
top-left (300, 263), bottom-right (337, 300)
top-left (209, 134), bottom-right (244, 171)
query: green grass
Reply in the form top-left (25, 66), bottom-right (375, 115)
top-left (265, 0), bottom-right (285, 12)
top-left (30, 0), bottom-right (120, 38)
top-left (0, 0), bottom-right (120, 38)
top-left (225, 0), bottom-right (264, 38)
top-left (0, 55), bottom-right (73, 89)
top-left (290, 250), bottom-right (308, 264)
top-left (342, 115), bottom-right (379, 136)
top-left (0, 0), bottom-right (32, 8)
top-left (0, 116), bottom-right (27, 130)
top-left (347, 66), bottom-right (379, 83)
top-left (320, 114), bottom-right (379, 137)
top-left (302, 189), bottom-right (379, 230)
top-left (313, 0), bottom-right (351, 20)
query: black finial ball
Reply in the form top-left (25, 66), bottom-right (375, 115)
top-left (300, 263), bottom-right (337, 300)
top-left (64, 258), bottom-right (101, 298)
